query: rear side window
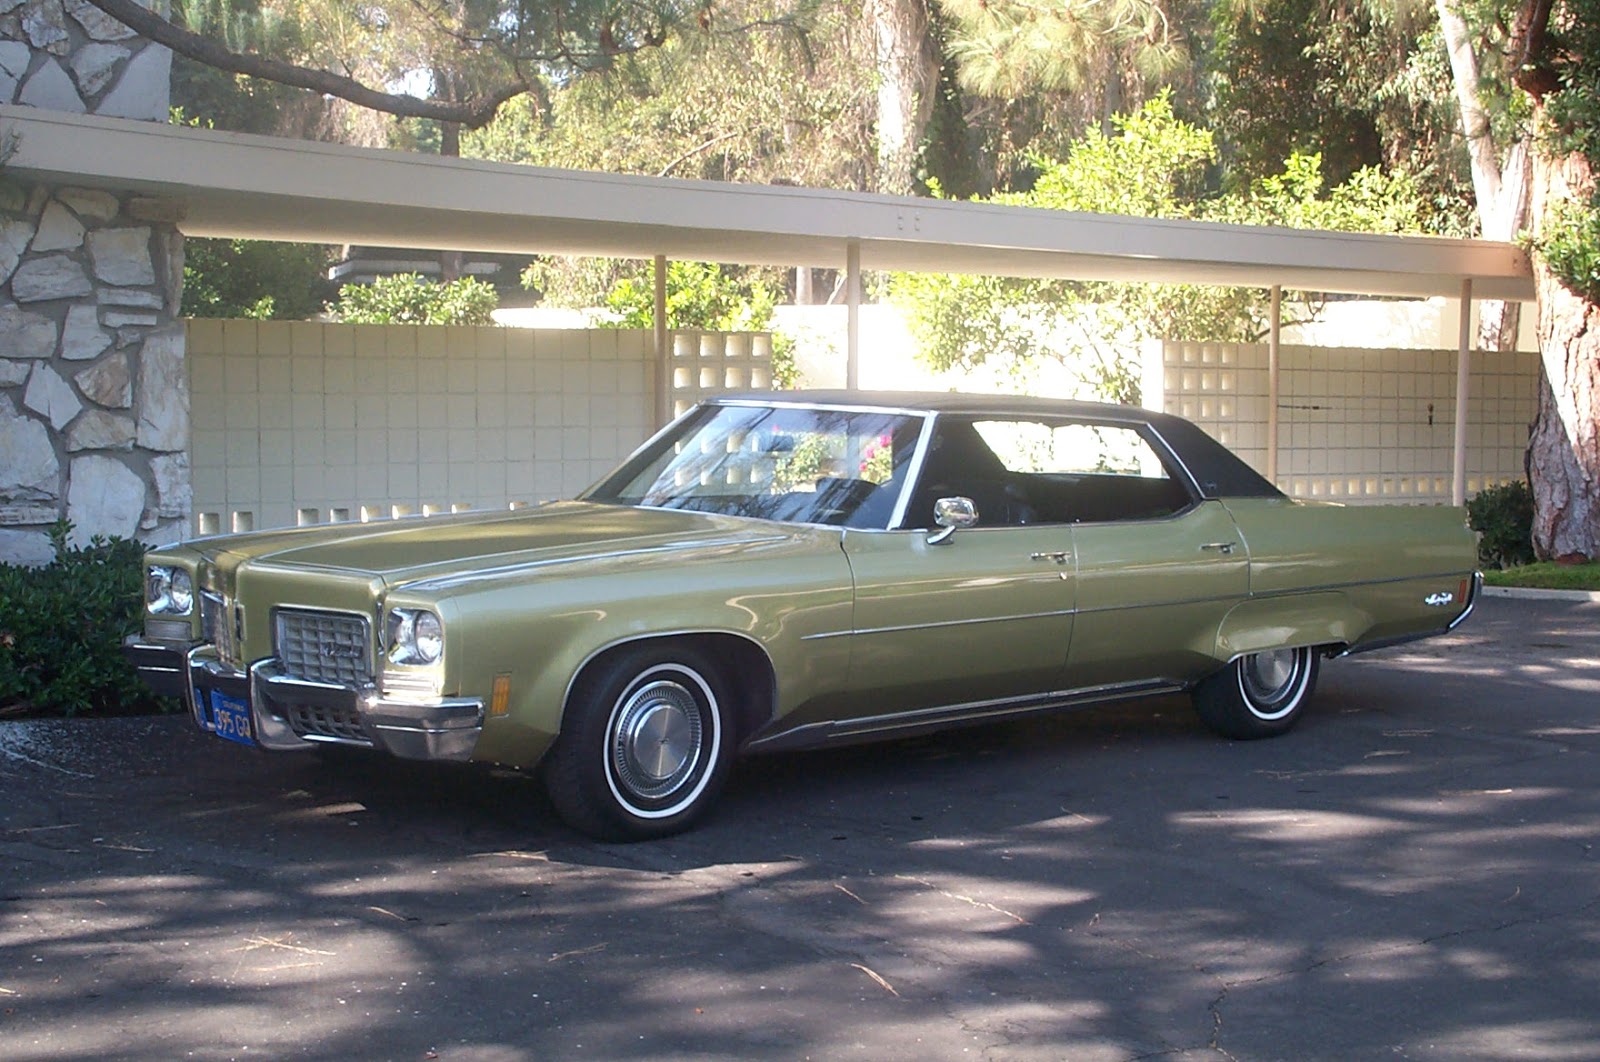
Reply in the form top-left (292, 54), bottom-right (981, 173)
top-left (905, 416), bottom-right (1194, 528)
top-left (971, 421), bottom-right (1173, 479)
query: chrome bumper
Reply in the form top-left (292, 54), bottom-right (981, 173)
top-left (123, 638), bottom-right (484, 762)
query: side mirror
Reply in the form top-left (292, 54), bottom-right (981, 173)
top-left (927, 496), bottom-right (978, 545)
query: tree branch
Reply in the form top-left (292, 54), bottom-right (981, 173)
top-left (80, 0), bottom-right (527, 128)
top-left (1508, 0), bottom-right (1559, 100)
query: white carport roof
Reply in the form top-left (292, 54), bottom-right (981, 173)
top-left (3, 106), bottom-right (1535, 506)
top-left (2, 106), bottom-right (1533, 302)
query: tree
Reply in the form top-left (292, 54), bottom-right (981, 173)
top-left (1434, 0), bottom-right (1532, 348)
top-left (182, 238), bottom-right (335, 319)
top-left (83, 0), bottom-right (752, 137)
top-left (462, 0), bottom-right (870, 190)
top-left (867, 0), bottom-right (941, 194)
top-left (888, 96), bottom-right (1427, 402)
top-left (1512, 1), bottom-right (1600, 559)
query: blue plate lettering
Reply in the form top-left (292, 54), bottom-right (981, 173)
top-left (207, 690), bottom-right (256, 747)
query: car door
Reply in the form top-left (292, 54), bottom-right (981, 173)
top-left (833, 523), bottom-right (1077, 720)
top-left (1064, 499), bottom-right (1250, 689)
top-left (1053, 421), bottom-right (1251, 689)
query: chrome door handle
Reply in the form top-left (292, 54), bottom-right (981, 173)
top-left (1030, 551), bottom-right (1071, 564)
top-left (1200, 542), bottom-right (1236, 555)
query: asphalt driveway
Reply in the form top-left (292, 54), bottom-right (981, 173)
top-left (2, 595), bottom-right (1597, 1061)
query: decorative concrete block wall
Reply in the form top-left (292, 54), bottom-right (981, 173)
top-left (1143, 340), bottom-right (1538, 503)
top-left (0, 183), bottom-right (186, 564)
top-left (1, 0), bottom-right (171, 120)
top-left (184, 321), bottom-right (660, 534)
top-left (184, 322), bottom-right (783, 536)
top-left (668, 331), bottom-right (776, 418)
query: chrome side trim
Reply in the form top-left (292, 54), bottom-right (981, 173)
top-left (1447, 571), bottom-right (1484, 632)
top-left (745, 678), bottom-right (1186, 754)
top-left (801, 607), bottom-right (1078, 641)
top-left (889, 413), bottom-right (939, 530)
top-left (1336, 573), bottom-right (1481, 657)
top-left (1249, 569), bottom-right (1483, 600)
top-left (1140, 422), bottom-right (1207, 503)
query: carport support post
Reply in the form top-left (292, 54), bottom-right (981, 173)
top-left (846, 240), bottom-right (861, 390)
top-left (1452, 278), bottom-right (1473, 506)
top-left (1267, 284), bottom-right (1282, 486)
top-left (654, 254), bottom-right (670, 427)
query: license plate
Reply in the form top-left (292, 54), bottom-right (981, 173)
top-left (206, 690), bottom-right (256, 747)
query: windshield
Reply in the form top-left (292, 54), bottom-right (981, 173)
top-left (585, 403), bottom-right (925, 529)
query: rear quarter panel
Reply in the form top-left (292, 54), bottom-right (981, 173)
top-left (1218, 498), bottom-right (1478, 657)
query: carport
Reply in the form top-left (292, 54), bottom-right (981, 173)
top-left (3, 105), bottom-right (1535, 509)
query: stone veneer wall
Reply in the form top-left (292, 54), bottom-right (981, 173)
top-left (1, 0), bottom-right (182, 564)
top-left (0, 184), bottom-right (187, 563)
top-left (1, 0), bottom-right (171, 121)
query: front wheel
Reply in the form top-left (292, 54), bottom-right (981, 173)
top-left (544, 644), bottom-right (733, 841)
top-left (1192, 646), bottom-right (1321, 740)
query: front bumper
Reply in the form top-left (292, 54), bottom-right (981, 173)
top-left (123, 638), bottom-right (484, 762)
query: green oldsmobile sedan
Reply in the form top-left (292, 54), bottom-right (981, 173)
top-left (126, 392), bottom-right (1479, 840)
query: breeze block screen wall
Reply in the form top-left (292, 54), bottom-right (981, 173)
top-left (1143, 340), bottom-right (1537, 504)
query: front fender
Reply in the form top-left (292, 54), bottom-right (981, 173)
top-left (428, 542), bottom-right (855, 769)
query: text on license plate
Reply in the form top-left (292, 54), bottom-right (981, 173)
top-left (206, 690), bottom-right (255, 747)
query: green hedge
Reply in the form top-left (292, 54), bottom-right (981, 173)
top-left (0, 522), bottom-right (176, 718)
top-left (1466, 480), bottom-right (1536, 570)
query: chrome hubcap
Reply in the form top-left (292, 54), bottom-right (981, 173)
top-left (611, 679), bottom-right (703, 801)
top-left (1240, 648), bottom-right (1304, 719)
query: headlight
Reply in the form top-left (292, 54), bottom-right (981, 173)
top-left (146, 566), bottom-right (193, 615)
top-left (386, 607), bottom-right (443, 666)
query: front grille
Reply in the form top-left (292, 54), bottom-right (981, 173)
top-left (284, 702), bottom-right (371, 744)
top-left (275, 609), bottom-right (373, 687)
top-left (201, 591), bottom-right (240, 667)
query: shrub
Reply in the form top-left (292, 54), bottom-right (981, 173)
top-left (332, 273), bottom-right (499, 325)
top-left (1466, 480), bottom-right (1536, 570)
top-left (0, 522), bottom-right (176, 718)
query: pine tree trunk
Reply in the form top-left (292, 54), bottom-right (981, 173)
top-left (867, 0), bottom-right (937, 196)
top-left (1527, 143), bottom-right (1600, 560)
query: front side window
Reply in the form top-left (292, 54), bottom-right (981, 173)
top-left (587, 403), bottom-right (924, 528)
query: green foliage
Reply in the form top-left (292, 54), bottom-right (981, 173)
top-left (942, 0), bottom-right (1186, 100)
top-left (1532, 196), bottom-right (1600, 302)
top-left (1482, 559), bottom-right (1600, 591)
top-left (599, 261), bottom-right (799, 388)
top-left (604, 261), bottom-right (777, 332)
top-left (1534, 3), bottom-right (1600, 302)
top-left (1466, 479), bottom-right (1536, 569)
top-left (0, 523), bottom-right (174, 718)
top-left (1544, 3), bottom-right (1600, 162)
top-left (889, 97), bottom-right (1428, 402)
top-left (461, 0), bottom-right (859, 187)
top-left (330, 274), bottom-right (499, 325)
top-left (1205, 0), bottom-right (1463, 216)
top-left (182, 238), bottom-right (335, 320)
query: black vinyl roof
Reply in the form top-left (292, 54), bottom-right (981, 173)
top-left (708, 390), bottom-right (1285, 500)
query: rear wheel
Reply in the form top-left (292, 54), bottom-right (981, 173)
top-left (544, 644), bottom-right (733, 841)
top-left (1192, 646), bottom-right (1320, 740)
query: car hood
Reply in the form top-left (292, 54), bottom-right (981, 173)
top-left (190, 502), bottom-right (813, 589)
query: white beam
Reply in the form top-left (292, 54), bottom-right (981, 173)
top-left (846, 241), bottom-right (861, 390)
top-left (1268, 284), bottom-right (1282, 487)
top-left (1453, 279), bottom-right (1474, 506)
top-left (653, 254), bottom-right (670, 427)
top-left (0, 107), bottom-right (1536, 302)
